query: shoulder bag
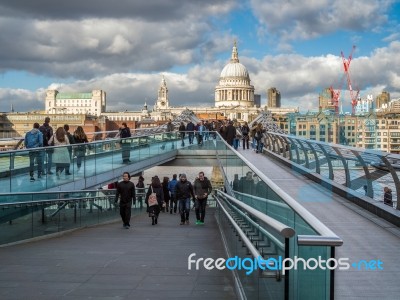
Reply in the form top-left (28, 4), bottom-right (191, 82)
top-left (148, 187), bottom-right (158, 207)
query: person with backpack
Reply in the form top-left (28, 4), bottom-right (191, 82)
top-left (39, 117), bottom-right (54, 174)
top-left (241, 122), bottom-right (250, 150)
top-left (193, 171), bottom-right (212, 225)
top-left (119, 122), bottom-right (131, 163)
top-left (145, 176), bottom-right (164, 226)
top-left (25, 123), bottom-right (44, 182)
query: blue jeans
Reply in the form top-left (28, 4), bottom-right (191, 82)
top-left (188, 133), bottom-right (194, 144)
top-left (256, 139), bottom-right (263, 152)
top-left (44, 149), bottom-right (53, 172)
top-left (29, 149), bottom-right (43, 177)
top-left (178, 198), bottom-right (191, 222)
top-left (204, 131), bottom-right (209, 141)
top-left (233, 138), bottom-right (239, 149)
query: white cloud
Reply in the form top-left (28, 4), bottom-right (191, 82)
top-left (0, 0), bottom-right (399, 114)
top-left (0, 1), bottom-right (237, 78)
top-left (250, 0), bottom-right (393, 43)
top-left (2, 40), bottom-right (400, 113)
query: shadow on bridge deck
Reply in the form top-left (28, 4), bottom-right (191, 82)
top-left (0, 208), bottom-right (237, 300)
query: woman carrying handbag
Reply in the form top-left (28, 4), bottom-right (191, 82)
top-left (145, 176), bottom-right (165, 225)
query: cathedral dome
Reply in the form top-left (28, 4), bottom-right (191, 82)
top-left (220, 62), bottom-right (249, 79)
top-left (215, 41), bottom-right (254, 108)
top-left (219, 41), bottom-right (250, 81)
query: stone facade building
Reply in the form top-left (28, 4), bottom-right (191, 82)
top-left (45, 90), bottom-right (106, 117)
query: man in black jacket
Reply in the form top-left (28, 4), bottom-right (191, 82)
top-left (193, 171), bottom-right (212, 225)
top-left (39, 117), bottom-right (54, 174)
top-left (119, 122), bottom-right (131, 163)
top-left (175, 173), bottom-right (195, 225)
top-left (186, 121), bottom-right (195, 145)
top-left (115, 172), bottom-right (136, 229)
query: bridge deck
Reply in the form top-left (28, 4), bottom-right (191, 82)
top-left (0, 208), bottom-right (236, 300)
top-left (239, 147), bottom-right (400, 300)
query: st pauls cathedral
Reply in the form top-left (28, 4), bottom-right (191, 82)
top-left (43, 41), bottom-right (297, 126)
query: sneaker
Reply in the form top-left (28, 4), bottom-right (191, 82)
top-left (185, 220), bottom-right (190, 225)
top-left (30, 177), bottom-right (35, 182)
top-left (180, 222), bottom-right (184, 225)
top-left (200, 221), bottom-right (204, 225)
top-left (195, 220), bottom-right (201, 225)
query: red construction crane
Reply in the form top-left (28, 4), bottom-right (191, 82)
top-left (341, 45), bottom-right (360, 114)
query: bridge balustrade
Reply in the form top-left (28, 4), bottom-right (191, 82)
top-left (214, 136), bottom-right (342, 300)
top-left (0, 132), bottom-right (183, 193)
top-left (264, 132), bottom-right (400, 210)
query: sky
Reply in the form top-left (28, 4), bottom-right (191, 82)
top-left (1, 0), bottom-right (400, 113)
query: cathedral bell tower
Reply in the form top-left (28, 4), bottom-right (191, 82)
top-left (156, 75), bottom-right (169, 110)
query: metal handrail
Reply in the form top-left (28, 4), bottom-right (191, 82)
top-left (216, 193), bottom-right (286, 250)
top-left (216, 133), bottom-right (343, 246)
top-left (217, 190), bottom-right (295, 239)
top-left (0, 195), bottom-right (108, 207)
top-left (0, 188), bottom-right (147, 202)
top-left (0, 189), bottom-right (101, 197)
top-left (215, 195), bottom-right (265, 260)
top-left (268, 131), bottom-right (398, 160)
top-left (233, 191), bottom-right (289, 209)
